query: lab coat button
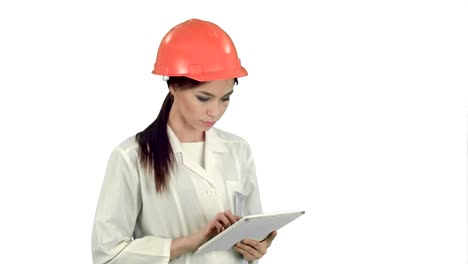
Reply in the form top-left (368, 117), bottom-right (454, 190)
top-left (208, 189), bottom-right (216, 195)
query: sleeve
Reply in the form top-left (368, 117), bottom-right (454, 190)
top-left (91, 147), bottom-right (172, 264)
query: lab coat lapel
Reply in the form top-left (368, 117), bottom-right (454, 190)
top-left (204, 128), bottom-right (228, 177)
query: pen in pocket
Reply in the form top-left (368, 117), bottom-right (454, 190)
top-left (234, 191), bottom-right (245, 217)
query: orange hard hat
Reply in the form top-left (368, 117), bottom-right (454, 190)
top-left (152, 19), bottom-right (248, 81)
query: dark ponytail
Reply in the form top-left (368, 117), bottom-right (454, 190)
top-left (136, 92), bottom-right (174, 193)
top-left (136, 77), bottom-right (202, 193)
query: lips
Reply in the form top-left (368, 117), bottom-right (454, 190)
top-left (202, 121), bottom-right (216, 127)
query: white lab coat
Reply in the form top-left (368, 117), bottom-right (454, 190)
top-left (91, 126), bottom-right (263, 264)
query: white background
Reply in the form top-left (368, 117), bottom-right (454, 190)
top-left (0, 0), bottom-right (467, 263)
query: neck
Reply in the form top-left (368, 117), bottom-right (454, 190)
top-left (168, 110), bottom-right (204, 143)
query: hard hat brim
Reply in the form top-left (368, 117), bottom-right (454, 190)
top-left (152, 66), bottom-right (248, 82)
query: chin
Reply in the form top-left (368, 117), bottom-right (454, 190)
top-left (201, 125), bottom-right (215, 131)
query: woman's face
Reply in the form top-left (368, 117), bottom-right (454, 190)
top-left (170, 79), bottom-right (235, 132)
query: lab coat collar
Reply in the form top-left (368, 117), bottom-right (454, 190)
top-left (205, 128), bottom-right (228, 153)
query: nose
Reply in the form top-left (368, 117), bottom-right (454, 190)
top-left (207, 101), bottom-right (223, 118)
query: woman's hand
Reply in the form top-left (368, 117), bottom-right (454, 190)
top-left (191, 210), bottom-right (240, 249)
top-left (233, 230), bottom-right (277, 262)
top-left (170, 210), bottom-right (240, 260)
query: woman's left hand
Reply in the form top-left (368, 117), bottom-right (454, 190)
top-left (233, 231), bottom-right (277, 262)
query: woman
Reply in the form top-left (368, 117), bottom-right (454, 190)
top-left (91, 18), bottom-right (276, 264)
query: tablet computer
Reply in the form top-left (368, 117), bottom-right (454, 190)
top-left (196, 210), bottom-right (305, 254)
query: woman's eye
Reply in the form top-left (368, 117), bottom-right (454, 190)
top-left (222, 97), bottom-right (230, 102)
top-left (196, 96), bottom-right (210, 102)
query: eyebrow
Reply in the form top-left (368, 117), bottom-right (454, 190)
top-left (198, 90), bottom-right (234, 98)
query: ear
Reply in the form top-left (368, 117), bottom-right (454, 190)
top-left (169, 85), bottom-right (176, 96)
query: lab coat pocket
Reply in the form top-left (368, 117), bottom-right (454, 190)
top-left (226, 181), bottom-right (246, 217)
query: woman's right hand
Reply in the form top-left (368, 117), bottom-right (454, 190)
top-left (170, 211), bottom-right (241, 260)
top-left (191, 210), bottom-right (240, 249)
